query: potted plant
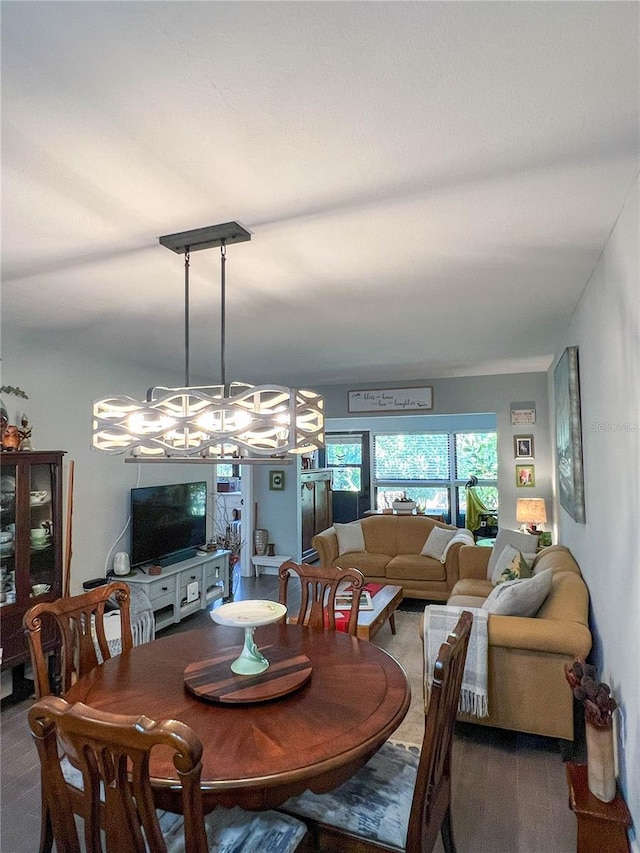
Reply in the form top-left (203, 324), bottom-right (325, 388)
top-left (391, 492), bottom-right (417, 514)
top-left (565, 657), bottom-right (618, 802)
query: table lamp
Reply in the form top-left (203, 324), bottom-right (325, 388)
top-left (516, 498), bottom-right (547, 534)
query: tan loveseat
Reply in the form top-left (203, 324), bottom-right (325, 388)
top-left (445, 544), bottom-right (592, 740)
top-left (312, 515), bottom-right (467, 602)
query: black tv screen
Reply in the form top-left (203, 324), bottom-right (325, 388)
top-left (130, 481), bottom-right (207, 568)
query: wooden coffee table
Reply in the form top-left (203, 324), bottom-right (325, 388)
top-left (355, 584), bottom-right (403, 641)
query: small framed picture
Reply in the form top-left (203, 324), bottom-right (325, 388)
top-left (514, 435), bottom-right (534, 459)
top-left (516, 464), bottom-right (536, 488)
top-left (269, 470), bottom-right (285, 491)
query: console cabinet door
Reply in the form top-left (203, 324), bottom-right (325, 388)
top-left (301, 470), bottom-right (333, 562)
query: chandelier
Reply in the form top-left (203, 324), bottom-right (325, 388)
top-left (92, 222), bottom-right (324, 462)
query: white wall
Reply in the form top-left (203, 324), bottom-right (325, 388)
top-left (252, 461), bottom-right (301, 562)
top-left (550, 177), bottom-right (639, 847)
top-left (0, 329), bottom-right (217, 593)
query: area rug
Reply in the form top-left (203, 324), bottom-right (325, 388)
top-left (372, 610), bottom-right (424, 746)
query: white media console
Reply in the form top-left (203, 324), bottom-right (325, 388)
top-left (124, 550), bottom-right (230, 633)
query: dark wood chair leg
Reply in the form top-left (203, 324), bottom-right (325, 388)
top-left (38, 793), bottom-right (54, 853)
top-left (441, 805), bottom-right (457, 853)
top-left (389, 613), bottom-right (397, 635)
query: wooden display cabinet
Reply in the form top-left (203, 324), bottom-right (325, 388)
top-left (1, 450), bottom-right (65, 705)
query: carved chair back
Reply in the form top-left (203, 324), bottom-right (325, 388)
top-left (278, 560), bottom-right (365, 637)
top-left (23, 581), bottom-right (133, 698)
top-left (407, 609), bottom-right (473, 852)
top-left (28, 696), bottom-right (207, 853)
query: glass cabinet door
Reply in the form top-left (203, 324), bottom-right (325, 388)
top-left (0, 461), bottom-right (17, 607)
top-left (29, 463), bottom-right (57, 595)
top-left (1, 450), bottom-right (64, 693)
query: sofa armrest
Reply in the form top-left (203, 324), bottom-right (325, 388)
top-left (442, 541), bottom-right (466, 589)
top-left (458, 545), bottom-right (491, 580)
top-left (488, 615), bottom-right (592, 658)
top-left (312, 528), bottom-right (339, 566)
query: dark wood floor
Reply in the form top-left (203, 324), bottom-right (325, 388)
top-left (0, 570), bottom-right (579, 852)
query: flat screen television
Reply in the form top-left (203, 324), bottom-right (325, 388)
top-left (130, 481), bottom-right (207, 569)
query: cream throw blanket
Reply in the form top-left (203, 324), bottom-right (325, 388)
top-left (423, 604), bottom-right (489, 718)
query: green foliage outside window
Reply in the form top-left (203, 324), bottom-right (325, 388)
top-left (373, 430), bottom-right (498, 522)
top-left (332, 467), bottom-right (362, 492)
top-left (374, 434), bottom-right (449, 480)
top-left (455, 432), bottom-right (498, 480)
top-left (326, 443), bottom-right (362, 466)
top-left (327, 441), bottom-right (363, 492)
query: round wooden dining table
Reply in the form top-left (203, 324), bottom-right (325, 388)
top-left (65, 622), bottom-right (411, 813)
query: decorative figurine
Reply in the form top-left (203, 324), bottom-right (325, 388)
top-left (18, 414), bottom-right (33, 450)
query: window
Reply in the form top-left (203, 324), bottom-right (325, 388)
top-left (326, 434), bottom-right (363, 492)
top-left (216, 463), bottom-right (241, 486)
top-left (373, 430), bottom-right (497, 523)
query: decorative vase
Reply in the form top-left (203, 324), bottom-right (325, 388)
top-left (254, 528), bottom-right (269, 556)
top-left (585, 721), bottom-right (616, 803)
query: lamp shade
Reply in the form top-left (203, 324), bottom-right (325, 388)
top-left (93, 383), bottom-right (324, 458)
top-left (516, 498), bottom-right (547, 526)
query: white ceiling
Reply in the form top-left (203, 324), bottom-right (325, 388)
top-left (2, 2), bottom-right (638, 388)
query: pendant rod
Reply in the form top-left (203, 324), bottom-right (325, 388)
top-left (220, 241), bottom-right (227, 390)
top-left (184, 247), bottom-right (190, 386)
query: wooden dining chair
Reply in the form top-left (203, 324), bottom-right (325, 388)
top-left (23, 581), bottom-right (133, 699)
top-left (279, 609), bottom-right (474, 853)
top-left (23, 582), bottom-right (134, 853)
top-left (28, 696), bottom-right (308, 853)
top-left (278, 560), bottom-right (365, 637)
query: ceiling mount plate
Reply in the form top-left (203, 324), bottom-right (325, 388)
top-left (159, 221), bottom-right (252, 254)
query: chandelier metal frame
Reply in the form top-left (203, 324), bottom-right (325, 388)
top-left (92, 222), bottom-right (324, 462)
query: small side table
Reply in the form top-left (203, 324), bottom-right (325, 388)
top-left (566, 763), bottom-right (631, 853)
top-left (250, 555), bottom-right (292, 579)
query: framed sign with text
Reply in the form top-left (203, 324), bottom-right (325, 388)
top-left (511, 408), bottom-right (536, 426)
top-left (348, 387), bottom-right (433, 413)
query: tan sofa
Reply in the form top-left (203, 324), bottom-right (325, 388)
top-left (312, 515), bottom-right (467, 602)
top-left (444, 543), bottom-right (592, 740)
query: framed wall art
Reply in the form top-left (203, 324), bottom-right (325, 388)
top-left (553, 346), bottom-right (585, 523)
top-left (514, 435), bottom-right (534, 459)
top-left (510, 406), bottom-right (536, 426)
top-left (516, 464), bottom-right (535, 487)
top-left (269, 470), bottom-right (285, 491)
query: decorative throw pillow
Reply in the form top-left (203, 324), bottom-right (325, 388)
top-left (482, 569), bottom-right (552, 617)
top-left (489, 544), bottom-right (521, 586)
top-left (486, 528), bottom-right (539, 581)
top-left (496, 550), bottom-right (533, 585)
top-left (334, 522), bottom-right (366, 555)
top-left (420, 526), bottom-right (457, 560)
